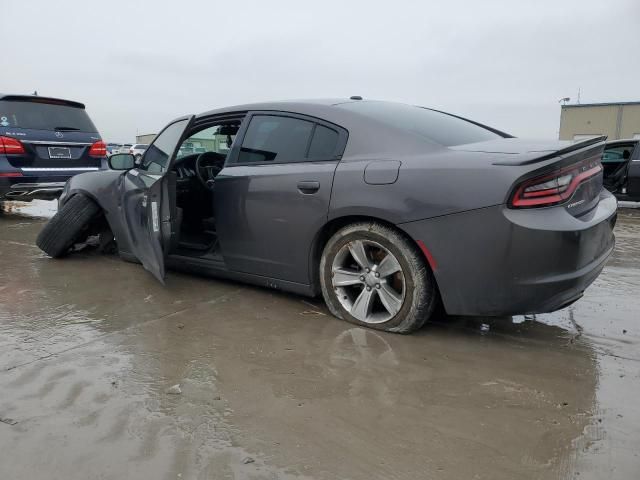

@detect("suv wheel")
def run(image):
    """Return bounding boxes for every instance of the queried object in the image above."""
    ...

[319,222,438,333]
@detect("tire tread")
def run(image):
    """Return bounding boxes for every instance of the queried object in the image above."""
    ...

[36,194,101,258]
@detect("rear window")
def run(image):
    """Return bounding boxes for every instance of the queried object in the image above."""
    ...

[337,101,504,147]
[0,99,97,132]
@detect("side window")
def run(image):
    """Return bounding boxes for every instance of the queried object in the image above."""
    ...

[140,119,189,173]
[308,125,339,159]
[237,115,313,164]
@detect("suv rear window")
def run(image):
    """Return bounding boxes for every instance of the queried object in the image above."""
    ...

[337,101,504,147]
[0,99,97,132]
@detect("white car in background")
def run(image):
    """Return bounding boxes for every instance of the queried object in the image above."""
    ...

[129,144,148,160]
[115,143,132,154]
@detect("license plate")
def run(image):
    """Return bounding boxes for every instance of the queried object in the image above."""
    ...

[48,146,71,159]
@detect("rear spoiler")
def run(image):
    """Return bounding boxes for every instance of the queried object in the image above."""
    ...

[492,136,607,166]
[0,95,85,109]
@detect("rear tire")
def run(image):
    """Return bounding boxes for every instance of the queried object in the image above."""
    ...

[319,221,438,334]
[36,194,101,258]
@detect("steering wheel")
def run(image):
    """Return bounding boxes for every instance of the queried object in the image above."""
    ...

[195,152,224,190]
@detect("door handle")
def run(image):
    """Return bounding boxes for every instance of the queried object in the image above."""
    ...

[297,181,320,194]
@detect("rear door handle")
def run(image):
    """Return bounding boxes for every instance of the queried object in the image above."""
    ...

[297,181,320,194]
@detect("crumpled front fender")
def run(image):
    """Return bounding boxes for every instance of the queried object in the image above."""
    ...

[61,170,132,254]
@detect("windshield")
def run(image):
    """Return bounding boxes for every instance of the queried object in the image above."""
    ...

[0,99,98,132]
[337,101,506,147]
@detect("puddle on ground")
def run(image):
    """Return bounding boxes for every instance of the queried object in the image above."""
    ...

[1,199,57,219]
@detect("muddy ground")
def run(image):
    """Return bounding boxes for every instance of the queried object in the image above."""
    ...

[0,200,638,480]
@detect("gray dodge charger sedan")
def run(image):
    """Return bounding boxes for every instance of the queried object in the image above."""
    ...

[36,98,617,333]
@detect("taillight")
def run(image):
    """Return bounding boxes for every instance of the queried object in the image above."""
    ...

[510,158,603,208]
[88,140,107,157]
[0,136,26,155]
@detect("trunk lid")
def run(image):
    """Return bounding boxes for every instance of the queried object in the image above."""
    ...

[451,137,606,217]
[451,136,606,165]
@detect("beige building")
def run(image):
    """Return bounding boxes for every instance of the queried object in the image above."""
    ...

[135,133,156,144]
[559,102,640,141]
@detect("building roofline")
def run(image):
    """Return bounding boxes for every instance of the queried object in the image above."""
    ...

[562,101,640,108]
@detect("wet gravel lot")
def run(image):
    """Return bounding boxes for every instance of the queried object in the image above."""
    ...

[0,200,638,480]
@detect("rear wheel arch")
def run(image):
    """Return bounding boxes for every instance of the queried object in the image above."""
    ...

[309,215,440,296]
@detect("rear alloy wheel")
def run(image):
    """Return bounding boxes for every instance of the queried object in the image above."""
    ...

[320,222,438,333]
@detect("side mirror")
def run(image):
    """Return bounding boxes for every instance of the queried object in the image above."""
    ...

[108,153,135,170]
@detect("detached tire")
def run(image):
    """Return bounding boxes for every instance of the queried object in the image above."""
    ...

[320,222,438,334]
[36,194,101,258]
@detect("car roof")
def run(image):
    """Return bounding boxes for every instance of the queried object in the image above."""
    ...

[196,98,363,119]
[0,93,85,109]
[192,98,512,143]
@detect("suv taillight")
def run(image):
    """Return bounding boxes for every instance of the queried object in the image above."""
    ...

[0,136,26,155]
[510,158,603,208]
[88,141,107,157]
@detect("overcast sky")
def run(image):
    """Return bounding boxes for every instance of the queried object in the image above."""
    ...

[4,0,639,141]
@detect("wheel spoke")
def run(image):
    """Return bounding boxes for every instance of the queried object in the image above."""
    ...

[378,283,403,316]
[376,252,401,278]
[332,268,363,287]
[348,240,371,270]
[351,287,375,321]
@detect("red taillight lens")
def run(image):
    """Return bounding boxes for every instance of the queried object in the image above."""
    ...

[0,136,26,155]
[88,140,107,157]
[510,158,603,208]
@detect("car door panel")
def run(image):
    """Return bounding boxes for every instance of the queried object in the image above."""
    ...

[214,161,338,284]
[121,171,166,282]
[213,112,347,285]
[120,116,193,282]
